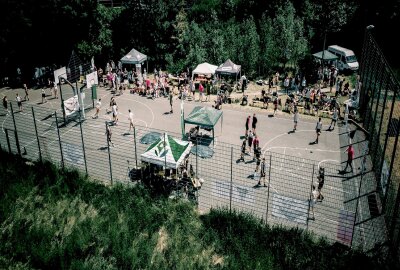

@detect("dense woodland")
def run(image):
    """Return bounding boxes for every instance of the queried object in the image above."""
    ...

[1,0,399,82]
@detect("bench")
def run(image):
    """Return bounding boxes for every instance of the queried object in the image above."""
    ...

[319,110,331,118]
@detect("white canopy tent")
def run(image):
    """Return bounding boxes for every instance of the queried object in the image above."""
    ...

[191,62,218,80]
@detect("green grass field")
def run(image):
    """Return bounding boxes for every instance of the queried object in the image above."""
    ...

[0,150,396,269]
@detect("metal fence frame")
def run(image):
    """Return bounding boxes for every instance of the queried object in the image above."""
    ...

[359,27,400,258]
[0,99,388,255]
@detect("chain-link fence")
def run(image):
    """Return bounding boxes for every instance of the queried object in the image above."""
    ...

[359,28,400,257]
[0,99,388,253]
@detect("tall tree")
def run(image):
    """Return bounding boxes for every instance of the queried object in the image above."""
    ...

[237,16,259,77]
[306,0,357,52]
[260,2,308,71]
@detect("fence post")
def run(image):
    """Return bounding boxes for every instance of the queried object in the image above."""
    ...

[196,137,198,177]
[54,111,64,169]
[306,164,316,229]
[78,112,88,175]
[351,161,365,248]
[105,121,113,185]
[31,107,42,163]
[5,129,11,153]
[229,146,233,213]
[163,133,167,176]
[133,126,138,167]
[9,102,21,156]
[389,183,400,256]
[265,154,272,224]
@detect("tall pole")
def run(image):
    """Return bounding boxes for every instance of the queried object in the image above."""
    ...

[266,154,272,223]
[106,121,113,185]
[31,107,42,163]
[54,112,64,169]
[78,109,88,175]
[133,126,138,167]
[229,147,233,213]
[59,76,66,125]
[10,102,21,156]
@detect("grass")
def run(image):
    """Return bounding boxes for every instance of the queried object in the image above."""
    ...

[0,150,397,269]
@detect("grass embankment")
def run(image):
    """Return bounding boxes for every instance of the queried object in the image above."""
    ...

[0,151,393,269]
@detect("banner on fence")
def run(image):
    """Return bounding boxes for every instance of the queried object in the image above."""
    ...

[272,194,308,224]
[213,181,255,206]
[62,142,84,165]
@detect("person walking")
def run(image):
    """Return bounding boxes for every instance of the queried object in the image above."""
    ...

[41,88,47,103]
[199,82,204,102]
[253,134,259,161]
[169,90,173,113]
[92,98,101,119]
[293,108,299,132]
[328,107,338,130]
[258,157,267,187]
[2,96,9,114]
[128,109,134,131]
[240,139,246,162]
[245,115,251,137]
[273,97,278,115]
[343,144,354,172]
[53,81,58,99]
[309,185,323,220]
[112,103,118,125]
[317,167,325,191]
[314,117,322,144]
[248,130,254,153]
[16,93,22,112]
[23,83,29,101]
[252,113,258,133]
[106,124,114,147]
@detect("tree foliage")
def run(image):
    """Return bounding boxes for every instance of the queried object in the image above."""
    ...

[0,0,367,81]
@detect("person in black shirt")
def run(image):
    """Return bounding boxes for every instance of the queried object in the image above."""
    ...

[252,113,258,133]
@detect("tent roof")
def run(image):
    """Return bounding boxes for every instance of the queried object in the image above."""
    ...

[120,48,147,64]
[140,133,192,169]
[192,62,218,76]
[216,59,241,75]
[184,106,223,128]
[312,50,338,61]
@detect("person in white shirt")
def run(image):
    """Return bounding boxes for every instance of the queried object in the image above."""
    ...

[128,109,134,131]
[92,98,101,119]
[16,93,22,112]
[112,104,118,125]
[314,117,322,144]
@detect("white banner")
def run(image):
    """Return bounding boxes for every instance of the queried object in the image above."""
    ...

[54,67,67,84]
[86,71,98,89]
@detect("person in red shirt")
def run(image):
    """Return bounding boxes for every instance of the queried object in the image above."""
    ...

[344,145,354,172]
[199,82,204,102]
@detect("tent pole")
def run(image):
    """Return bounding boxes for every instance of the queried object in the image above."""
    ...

[212,128,214,147]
